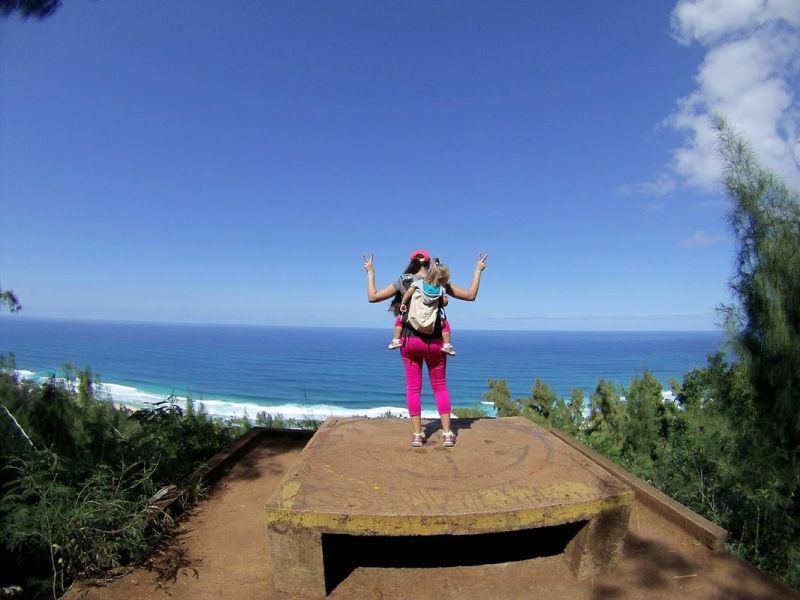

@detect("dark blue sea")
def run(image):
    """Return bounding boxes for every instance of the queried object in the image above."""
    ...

[0,317,727,419]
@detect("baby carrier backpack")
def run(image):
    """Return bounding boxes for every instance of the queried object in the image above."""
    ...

[407,289,441,334]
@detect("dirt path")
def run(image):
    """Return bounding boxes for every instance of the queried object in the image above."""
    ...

[64,437,301,600]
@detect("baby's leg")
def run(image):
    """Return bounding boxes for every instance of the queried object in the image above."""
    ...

[442,319,451,336]
[388,316,404,349]
[441,320,456,355]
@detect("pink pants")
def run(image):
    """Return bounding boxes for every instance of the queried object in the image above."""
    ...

[400,336,451,417]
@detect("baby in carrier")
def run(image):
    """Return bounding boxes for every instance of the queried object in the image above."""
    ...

[387,259,456,355]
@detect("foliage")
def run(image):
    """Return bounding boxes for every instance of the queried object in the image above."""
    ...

[620,370,681,473]
[254,411,322,430]
[549,387,584,437]
[647,353,800,586]
[0,363,242,598]
[716,116,800,449]
[453,405,489,419]
[0,288,21,312]
[1,451,166,598]
[129,396,236,484]
[713,117,800,585]
[481,377,581,429]
[585,379,626,459]
[526,378,557,422]
[482,379,517,417]
[0,0,61,19]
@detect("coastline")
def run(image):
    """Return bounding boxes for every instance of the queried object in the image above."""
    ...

[15,370,448,421]
[15,370,678,423]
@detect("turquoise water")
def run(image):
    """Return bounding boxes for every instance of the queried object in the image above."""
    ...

[0,317,726,419]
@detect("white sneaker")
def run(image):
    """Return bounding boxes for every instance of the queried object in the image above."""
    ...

[387,339,402,350]
[441,343,456,356]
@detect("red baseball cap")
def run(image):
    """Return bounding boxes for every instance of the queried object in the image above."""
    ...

[409,249,430,262]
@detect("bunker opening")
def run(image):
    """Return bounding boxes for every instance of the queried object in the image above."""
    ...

[322,520,588,594]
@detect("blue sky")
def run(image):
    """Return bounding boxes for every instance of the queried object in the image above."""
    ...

[1,1,798,330]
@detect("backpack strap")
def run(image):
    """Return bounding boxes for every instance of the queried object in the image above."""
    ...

[437,289,447,324]
[399,273,415,293]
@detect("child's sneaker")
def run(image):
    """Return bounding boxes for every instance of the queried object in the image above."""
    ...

[441,343,456,356]
[442,431,456,447]
[387,339,402,350]
[411,432,426,447]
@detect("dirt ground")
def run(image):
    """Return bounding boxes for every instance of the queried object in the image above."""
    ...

[62,435,797,600]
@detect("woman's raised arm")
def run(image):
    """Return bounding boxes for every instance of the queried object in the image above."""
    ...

[447,253,488,301]
[364,254,398,303]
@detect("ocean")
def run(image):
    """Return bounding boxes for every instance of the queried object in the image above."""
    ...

[0,317,727,419]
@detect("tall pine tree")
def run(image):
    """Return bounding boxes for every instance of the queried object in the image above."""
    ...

[717,117,800,448]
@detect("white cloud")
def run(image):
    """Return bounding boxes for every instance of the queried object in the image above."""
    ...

[679,230,725,248]
[651,1,800,194]
[671,0,800,45]
[669,100,724,190]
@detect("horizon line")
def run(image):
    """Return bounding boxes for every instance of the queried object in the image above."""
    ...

[0,314,724,334]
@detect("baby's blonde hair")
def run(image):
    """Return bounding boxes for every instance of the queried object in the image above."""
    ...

[426,259,450,287]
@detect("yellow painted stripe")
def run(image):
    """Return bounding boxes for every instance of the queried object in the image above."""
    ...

[265,492,632,536]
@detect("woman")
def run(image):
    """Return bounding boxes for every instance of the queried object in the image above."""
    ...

[363,249,488,447]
